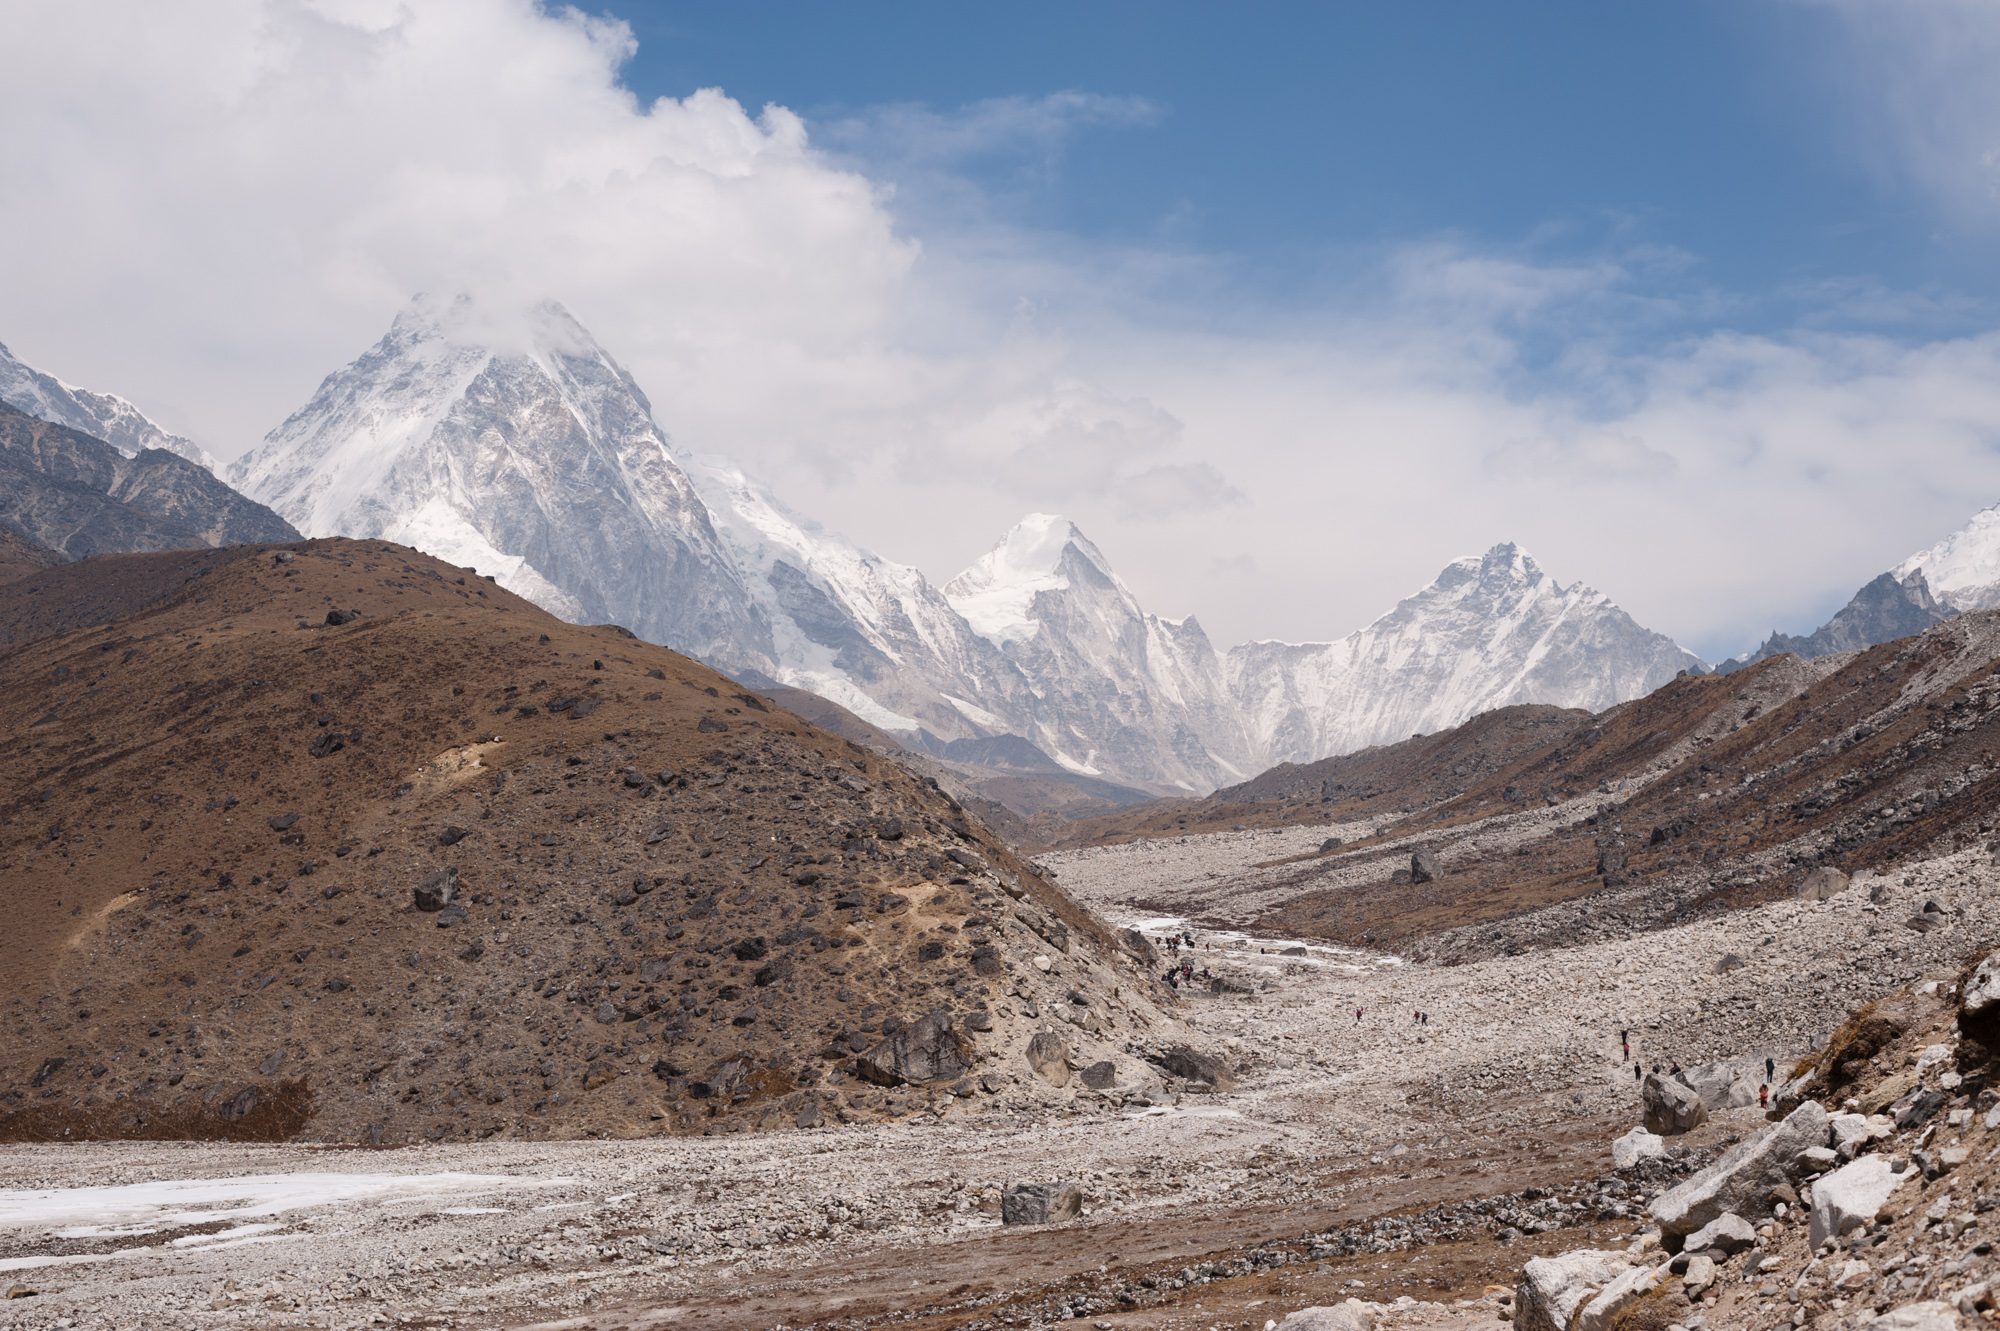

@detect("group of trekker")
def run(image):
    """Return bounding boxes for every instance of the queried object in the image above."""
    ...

[1621,1029,1779,1109]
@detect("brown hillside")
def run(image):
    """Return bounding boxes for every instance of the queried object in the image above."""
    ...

[0,540,1171,1144]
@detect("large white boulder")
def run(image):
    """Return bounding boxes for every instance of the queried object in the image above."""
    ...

[1612,1126,1666,1169]
[1651,1100,1827,1244]
[1516,1249,1634,1331]
[1810,1153,1908,1247]
[1869,1302,1962,1330]
[1276,1300,1376,1330]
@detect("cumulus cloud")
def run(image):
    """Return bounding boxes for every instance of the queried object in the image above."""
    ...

[5,0,2000,663]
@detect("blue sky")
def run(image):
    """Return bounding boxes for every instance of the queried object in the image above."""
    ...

[619,1,1992,328]
[8,1,2000,660]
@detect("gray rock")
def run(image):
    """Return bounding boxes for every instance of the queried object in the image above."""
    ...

[413,867,457,912]
[854,1010,971,1087]
[1025,1031,1072,1087]
[1079,1060,1117,1091]
[1000,1180,1082,1225]
[1681,1253,1716,1296]
[1810,1153,1908,1247]
[1642,1072,1708,1136]
[1961,948,2000,1048]
[1409,850,1441,884]
[1867,1303,1962,1330]
[1515,1249,1634,1331]
[1612,1127,1666,1169]
[1797,866,1851,901]
[1650,1100,1828,1245]
[1682,1212,1755,1256]
[1275,1300,1376,1330]
[1151,1045,1232,1088]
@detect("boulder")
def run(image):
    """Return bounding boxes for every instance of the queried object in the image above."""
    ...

[1867,1304,1962,1330]
[1150,1045,1232,1088]
[1573,1261,1674,1331]
[1079,1060,1117,1091]
[1641,1072,1707,1136]
[1906,904,1948,933]
[1809,1153,1908,1247]
[1515,1249,1635,1331]
[1276,1300,1376,1330]
[1612,1127,1666,1169]
[1677,1053,1786,1110]
[854,1009,971,1087]
[1318,837,1344,854]
[1682,1212,1756,1256]
[1650,1100,1828,1245]
[1960,949,2000,1049]
[413,867,457,912]
[1681,1253,1717,1297]
[1798,866,1851,901]
[1409,850,1441,884]
[1025,1031,1072,1087]
[1829,1111,1893,1160]
[1000,1180,1081,1225]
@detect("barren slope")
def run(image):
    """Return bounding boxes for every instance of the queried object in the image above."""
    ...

[0,539,1171,1145]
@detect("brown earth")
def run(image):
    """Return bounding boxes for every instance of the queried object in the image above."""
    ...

[0,538,1171,1146]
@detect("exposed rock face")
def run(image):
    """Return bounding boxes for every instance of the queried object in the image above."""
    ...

[1734,570,1951,668]
[1649,1100,1827,1245]
[1151,1045,1232,1088]
[0,403,297,557]
[1641,1072,1708,1136]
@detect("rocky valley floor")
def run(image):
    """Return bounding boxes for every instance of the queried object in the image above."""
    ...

[4,821,1995,1330]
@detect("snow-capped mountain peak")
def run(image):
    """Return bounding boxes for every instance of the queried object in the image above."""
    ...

[945,513,1122,645]
[231,293,765,663]
[1895,502,2000,613]
[0,339,219,472]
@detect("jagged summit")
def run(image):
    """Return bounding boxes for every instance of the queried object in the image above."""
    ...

[944,513,1119,646]
[0,338,218,472]
[1895,500,2000,612]
[230,293,766,664]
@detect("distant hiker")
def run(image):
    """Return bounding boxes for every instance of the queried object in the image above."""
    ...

[1355,1008,1363,1023]
[1758,1083,1769,1110]
[1633,1064,1641,1083]
[1765,1056,1776,1082]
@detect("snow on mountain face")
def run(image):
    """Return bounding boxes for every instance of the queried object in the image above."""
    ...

[944,516,1253,790]
[1225,544,1701,767]
[687,455,1033,736]
[0,339,219,472]
[1896,503,2000,612]
[230,296,766,664]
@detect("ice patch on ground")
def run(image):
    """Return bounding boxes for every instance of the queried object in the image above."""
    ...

[0,1171,555,1236]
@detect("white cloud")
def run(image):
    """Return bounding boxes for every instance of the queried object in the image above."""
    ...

[4,0,2000,665]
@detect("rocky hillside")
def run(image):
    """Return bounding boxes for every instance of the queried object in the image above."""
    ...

[0,402,297,556]
[1063,608,2000,958]
[0,539,1174,1145]
[0,529,62,585]
[1504,949,2000,1331]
